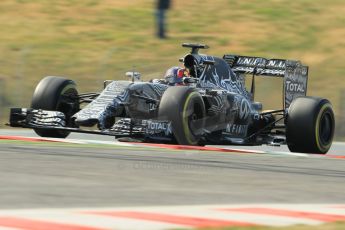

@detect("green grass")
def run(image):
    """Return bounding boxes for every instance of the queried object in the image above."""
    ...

[196,221,345,230]
[0,0,344,137]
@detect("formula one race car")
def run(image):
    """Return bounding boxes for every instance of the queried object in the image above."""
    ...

[9,43,335,154]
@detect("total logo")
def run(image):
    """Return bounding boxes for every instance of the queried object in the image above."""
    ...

[148,122,168,130]
[146,121,172,135]
[285,81,305,93]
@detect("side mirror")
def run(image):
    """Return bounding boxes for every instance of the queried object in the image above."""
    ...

[126,71,141,82]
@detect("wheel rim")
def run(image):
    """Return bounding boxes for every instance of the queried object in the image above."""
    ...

[319,111,333,146]
[187,102,204,137]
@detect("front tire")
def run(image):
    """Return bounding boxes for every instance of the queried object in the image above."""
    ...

[31,76,79,138]
[286,96,335,154]
[158,86,206,145]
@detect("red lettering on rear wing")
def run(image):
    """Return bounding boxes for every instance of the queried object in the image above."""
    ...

[223,55,309,109]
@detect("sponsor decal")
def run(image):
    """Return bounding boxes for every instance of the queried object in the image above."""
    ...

[225,124,248,136]
[146,121,172,135]
[239,99,251,120]
[237,57,264,66]
[226,56,291,76]
[232,66,285,76]
[285,81,305,93]
[236,57,286,70]
[266,59,286,69]
[148,122,167,130]
[284,63,308,108]
[148,103,157,111]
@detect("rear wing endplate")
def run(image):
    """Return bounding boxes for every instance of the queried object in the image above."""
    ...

[223,55,308,109]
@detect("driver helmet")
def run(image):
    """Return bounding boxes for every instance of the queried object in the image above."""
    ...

[164,66,189,85]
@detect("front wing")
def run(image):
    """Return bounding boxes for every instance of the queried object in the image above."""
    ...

[9,108,174,142]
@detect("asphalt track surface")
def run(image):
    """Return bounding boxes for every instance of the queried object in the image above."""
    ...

[0,129,344,209]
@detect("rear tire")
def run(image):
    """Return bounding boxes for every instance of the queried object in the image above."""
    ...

[286,96,334,154]
[31,76,79,138]
[158,86,206,145]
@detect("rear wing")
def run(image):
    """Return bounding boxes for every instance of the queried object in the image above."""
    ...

[223,55,308,109]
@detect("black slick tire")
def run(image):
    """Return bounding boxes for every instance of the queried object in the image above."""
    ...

[286,96,334,154]
[31,76,79,138]
[158,86,205,145]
